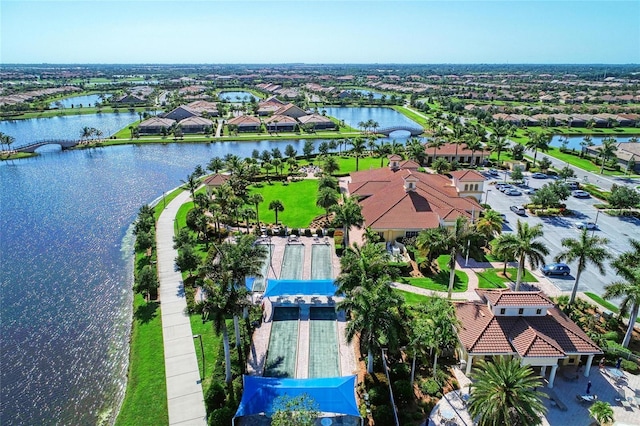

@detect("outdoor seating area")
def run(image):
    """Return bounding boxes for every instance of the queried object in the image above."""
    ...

[428,390,472,426]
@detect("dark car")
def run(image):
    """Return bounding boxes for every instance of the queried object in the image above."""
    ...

[540,263,571,276]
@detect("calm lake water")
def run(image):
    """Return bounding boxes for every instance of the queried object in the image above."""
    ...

[49,94,111,109]
[551,135,637,151]
[348,89,383,99]
[0,119,414,425]
[0,112,142,148]
[323,106,420,131]
[218,91,259,102]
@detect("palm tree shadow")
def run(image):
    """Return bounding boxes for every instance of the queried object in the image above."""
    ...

[264,356,290,378]
[134,301,159,324]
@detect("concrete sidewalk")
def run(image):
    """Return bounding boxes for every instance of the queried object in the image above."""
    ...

[156,190,207,425]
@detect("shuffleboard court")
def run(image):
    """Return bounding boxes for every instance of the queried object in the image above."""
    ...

[311,244,333,280]
[308,307,340,378]
[280,244,304,280]
[250,244,272,292]
[264,307,299,378]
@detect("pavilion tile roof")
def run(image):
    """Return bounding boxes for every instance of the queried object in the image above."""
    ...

[480,290,554,307]
[455,298,602,359]
[203,173,229,187]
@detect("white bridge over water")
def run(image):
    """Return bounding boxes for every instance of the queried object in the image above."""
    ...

[15,139,80,153]
[375,125,424,136]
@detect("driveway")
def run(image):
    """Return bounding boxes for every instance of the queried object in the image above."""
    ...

[483,172,639,301]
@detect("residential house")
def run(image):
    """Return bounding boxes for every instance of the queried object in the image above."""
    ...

[297,114,336,130]
[264,114,297,132]
[273,103,307,119]
[163,106,200,121]
[256,96,286,116]
[585,141,640,172]
[226,115,262,132]
[179,116,214,134]
[424,142,491,166]
[138,117,176,135]
[455,289,602,388]
[186,100,219,117]
[347,157,483,242]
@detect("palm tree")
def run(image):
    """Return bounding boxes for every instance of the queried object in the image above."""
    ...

[426,137,445,166]
[268,199,284,225]
[411,297,459,380]
[589,401,614,426]
[200,280,234,383]
[525,132,551,168]
[475,209,504,240]
[322,156,340,176]
[464,136,483,166]
[373,141,392,167]
[247,193,264,228]
[335,242,396,295]
[580,135,594,158]
[417,217,478,298]
[330,195,363,248]
[604,239,640,348]
[405,138,427,165]
[598,137,618,174]
[337,278,404,374]
[350,137,367,171]
[493,220,549,290]
[207,156,225,173]
[487,135,510,163]
[468,357,546,426]
[316,187,339,219]
[554,229,611,305]
[181,173,199,201]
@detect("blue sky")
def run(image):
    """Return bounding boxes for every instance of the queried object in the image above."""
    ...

[2,0,638,64]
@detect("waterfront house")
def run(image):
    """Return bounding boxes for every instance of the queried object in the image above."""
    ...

[163,106,200,121]
[298,113,336,130]
[226,115,262,132]
[264,114,297,132]
[178,116,214,134]
[138,117,176,135]
[186,100,219,117]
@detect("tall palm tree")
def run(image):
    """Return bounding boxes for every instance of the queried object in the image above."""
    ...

[604,239,640,348]
[181,173,199,201]
[322,156,340,176]
[598,137,618,175]
[200,280,234,384]
[405,138,427,165]
[417,217,478,298]
[350,137,367,171]
[426,137,445,166]
[335,242,396,295]
[580,135,594,158]
[337,278,404,374]
[247,193,264,228]
[207,156,225,173]
[468,357,546,426]
[525,132,551,168]
[554,229,611,305]
[316,187,339,219]
[373,141,392,167]
[475,209,504,240]
[487,135,509,163]
[493,220,549,290]
[268,199,284,225]
[464,136,483,166]
[330,195,364,248]
[412,297,459,380]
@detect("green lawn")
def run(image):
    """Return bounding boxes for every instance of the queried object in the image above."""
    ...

[476,268,538,289]
[115,294,168,426]
[394,289,432,306]
[190,315,223,390]
[398,255,469,293]
[249,179,324,228]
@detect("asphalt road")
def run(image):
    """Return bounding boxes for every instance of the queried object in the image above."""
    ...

[483,171,640,301]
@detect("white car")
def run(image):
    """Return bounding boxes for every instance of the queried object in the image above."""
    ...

[575,221,597,230]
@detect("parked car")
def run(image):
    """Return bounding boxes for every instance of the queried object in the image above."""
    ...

[572,190,591,198]
[541,263,571,276]
[504,189,522,196]
[510,205,526,215]
[567,181,580,190]
[486,168,500,177]
[531,172,547,179]
[523,187,538,195]
[575,221,597,230]
[497,184,513,192]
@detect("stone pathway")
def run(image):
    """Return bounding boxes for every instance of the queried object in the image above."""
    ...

[156,190,207,425]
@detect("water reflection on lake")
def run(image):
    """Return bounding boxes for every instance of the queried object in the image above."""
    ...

[49,94,111,109]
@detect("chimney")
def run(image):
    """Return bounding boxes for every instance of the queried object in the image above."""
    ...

[403,174,418,192]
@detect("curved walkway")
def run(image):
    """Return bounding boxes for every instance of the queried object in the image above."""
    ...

[156,190,207,425]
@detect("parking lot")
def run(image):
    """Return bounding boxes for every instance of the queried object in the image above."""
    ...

[483,171,640,300]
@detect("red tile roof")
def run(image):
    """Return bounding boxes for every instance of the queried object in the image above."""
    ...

[349,168,481,231]
[480,290,554,307]
[455,300,601,358]
[203,173,229,186]
[427,142,491,157]
[227,115,261,126]
[450,170,486,182]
